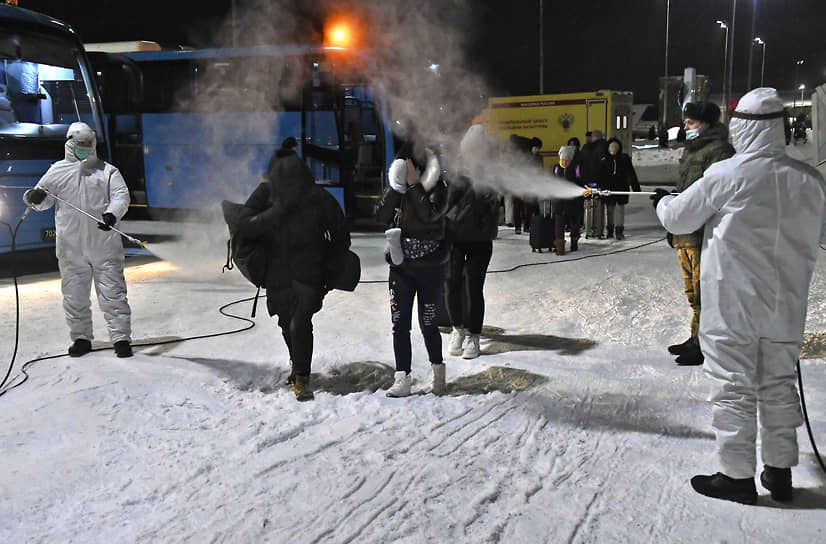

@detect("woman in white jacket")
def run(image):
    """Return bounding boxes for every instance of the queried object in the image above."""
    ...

[23,122,133,358]
[654,88,826,505]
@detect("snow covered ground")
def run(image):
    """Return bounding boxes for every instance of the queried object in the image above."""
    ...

[2,192,825,542]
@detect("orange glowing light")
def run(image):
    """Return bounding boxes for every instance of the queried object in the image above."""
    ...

[324,19,355,49]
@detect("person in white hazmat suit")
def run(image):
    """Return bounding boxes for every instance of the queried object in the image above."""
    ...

[652,88,826,505]
[23,122,133,358]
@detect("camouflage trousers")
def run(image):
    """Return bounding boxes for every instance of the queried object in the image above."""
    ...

[677,247,701,340]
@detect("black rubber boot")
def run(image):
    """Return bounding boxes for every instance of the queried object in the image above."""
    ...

[68,338,92,357]
[605,225,614,239]
[690,472,757,505]
[114,340,133,358]
[675,342,704,365]
[615,226,624,240]
[668,337,694,355]
[760,465,793,502]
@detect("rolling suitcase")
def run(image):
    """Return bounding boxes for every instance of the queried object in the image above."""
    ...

[529,201,554,252]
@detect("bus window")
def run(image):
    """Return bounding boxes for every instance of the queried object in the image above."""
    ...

[0,23,103,155]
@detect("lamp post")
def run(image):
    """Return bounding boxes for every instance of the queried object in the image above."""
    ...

[794,59,804,108]
[799,84,806,105]
[754,37,766,87]
[717,20,729,116]
[662,0,671,131]
[727,0,737,112]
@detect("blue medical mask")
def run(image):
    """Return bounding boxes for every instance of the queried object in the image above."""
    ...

[685,128,700,140]
[74,145,93,160]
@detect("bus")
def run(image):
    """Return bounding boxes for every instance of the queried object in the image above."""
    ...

[0,4,109,258]
[89,42,395,220]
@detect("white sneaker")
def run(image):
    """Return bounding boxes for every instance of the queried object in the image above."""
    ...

[386,371,412,397]
[462,334,481,359]
[430,363,446,396]
[448,327,465,356]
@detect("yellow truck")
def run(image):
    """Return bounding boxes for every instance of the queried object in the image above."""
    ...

[483,90,634,168]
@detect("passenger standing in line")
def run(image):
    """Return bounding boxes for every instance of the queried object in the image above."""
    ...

[444,125,500,360]
[376,142,448,397]
[580,129,609,238]
[23,122,133,358]
[567,136,585,230]
[239,152,351,401]
[601,138,641,240]
[665,101,735,366]
[551,145,583,254]
[653,88,826,505]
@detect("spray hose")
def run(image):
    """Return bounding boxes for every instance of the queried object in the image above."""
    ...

[39,188,147,248]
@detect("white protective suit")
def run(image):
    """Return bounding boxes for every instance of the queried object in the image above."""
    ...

[24,122,132,343]
[656,88,826,478]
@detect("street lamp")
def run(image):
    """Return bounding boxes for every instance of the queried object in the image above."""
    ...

[727,0,737,114]
[754,37,766,87]
[717,20,729,116]
[662,0,671,131]
[794,59,804,108]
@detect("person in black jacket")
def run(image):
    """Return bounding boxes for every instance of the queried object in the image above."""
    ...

[580,129,609,238]
[444,125,500,360]
[551,145,583,254]
[240,153,350,401]
[601,139,641,239]
[375,142,447,397]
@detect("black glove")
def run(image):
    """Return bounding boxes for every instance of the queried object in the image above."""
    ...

[650,188,671,209]
[97,212,116,231]
[25,188,47,205]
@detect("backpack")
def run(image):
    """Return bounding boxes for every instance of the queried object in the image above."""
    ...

[221,200,271,316]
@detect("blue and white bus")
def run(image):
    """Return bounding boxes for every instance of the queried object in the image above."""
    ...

[89,42,396,220]
[0,4,108,257]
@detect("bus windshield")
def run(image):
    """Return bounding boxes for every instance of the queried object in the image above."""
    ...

[0,21,100,146]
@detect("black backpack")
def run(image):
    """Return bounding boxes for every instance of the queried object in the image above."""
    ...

[221,200,270,316]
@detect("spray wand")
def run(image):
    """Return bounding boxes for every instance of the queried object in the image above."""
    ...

[582,187,679,198]
[38,188,148,248]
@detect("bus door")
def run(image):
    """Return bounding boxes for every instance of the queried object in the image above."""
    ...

[301,68,345,211]
[586,98,608,135]
[342,85,385,218]
[90,53,147,211]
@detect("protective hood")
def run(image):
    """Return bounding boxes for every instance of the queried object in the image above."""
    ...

[269,153,314,211]
[64,121,99,163]
[729,87,786,156]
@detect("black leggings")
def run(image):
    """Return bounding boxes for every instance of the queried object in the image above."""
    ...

[444,240,493,334]
[389,263,445,373]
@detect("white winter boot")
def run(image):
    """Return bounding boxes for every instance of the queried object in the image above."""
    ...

[386,371,412,397]
[448,327,465,356]
[462,334,481,359]
[430,363,446,396]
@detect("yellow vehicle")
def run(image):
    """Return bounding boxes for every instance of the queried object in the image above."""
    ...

[483,90,633,168]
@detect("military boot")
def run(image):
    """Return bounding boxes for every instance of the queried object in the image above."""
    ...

[293,375,314,402]
[554,239,565,255]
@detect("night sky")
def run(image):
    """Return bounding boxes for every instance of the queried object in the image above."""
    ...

[18,0,826,104]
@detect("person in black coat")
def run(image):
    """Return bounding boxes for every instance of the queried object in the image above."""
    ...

[580,129,609,238]
[444,125,500,361]
[601,138,641,239]
[240,153,350,401]
[551,145,583,254]
[375,141,448,397]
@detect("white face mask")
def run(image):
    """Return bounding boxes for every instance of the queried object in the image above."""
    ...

[685,128,700,140]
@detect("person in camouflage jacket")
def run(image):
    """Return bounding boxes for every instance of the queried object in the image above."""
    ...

[668,102,735,365]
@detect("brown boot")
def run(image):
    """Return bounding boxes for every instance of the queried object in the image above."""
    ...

[570,235,579,252]
[554,239,565,255]
[293,375,315,401]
